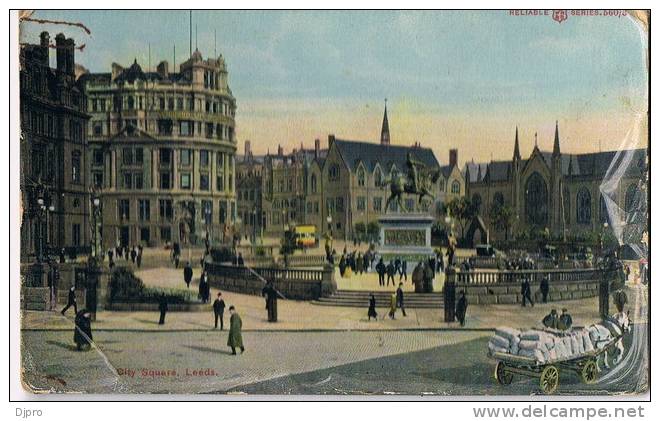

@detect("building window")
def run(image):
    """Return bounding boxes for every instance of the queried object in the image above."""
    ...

[329,164,340,181]
[373,197,382,212]
[139,199,151,221]
[159,148,172,165]
[374,168,383,187]
[168,98,174,110]
[123,172,133,189]
[179,121,193,136]
[200,173,210,191]
[118,199,130,221]
[159,199,173,221]
[599,194,612,224]
[217,174,225,191]
[157,119,173,135]
[140,227,150,243]
[576,188,591,224]
[135,148,143,165]
[219,201,227,224]
[93,149,104,166]
[72,224,81,247]
[357,196,366,211]
[122,148,133,165]
[311,174,317,193]
[160,226,171,242]
[357,168,366,187]
[451,180,461,194]
[160,172,171,189]
[71,151,81,183]
[127,97,134,110]
[202,200,213,225]
[180,173,191,189]
[200,150,209,167]
[93,172,104,188]
[524,172,548,226]
[336,197,344,212]
[180,149,192,166]
[93,124,103,136]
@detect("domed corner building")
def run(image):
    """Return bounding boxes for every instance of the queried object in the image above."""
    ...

[80,49,238,249]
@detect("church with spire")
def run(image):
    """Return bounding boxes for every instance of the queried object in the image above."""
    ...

[464,122,647,242]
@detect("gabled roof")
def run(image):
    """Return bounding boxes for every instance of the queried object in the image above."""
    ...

[486,161,512,182]
[332,138,439,173]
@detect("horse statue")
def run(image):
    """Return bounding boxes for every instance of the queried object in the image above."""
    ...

[383,152,441,213]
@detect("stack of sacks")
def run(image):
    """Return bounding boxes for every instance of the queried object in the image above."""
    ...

[489,326,604,363]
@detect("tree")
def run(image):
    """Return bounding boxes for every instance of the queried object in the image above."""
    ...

[444,197,477,241]
[488,203,514,241]
[354,222,366,242]
[366,221,380,243]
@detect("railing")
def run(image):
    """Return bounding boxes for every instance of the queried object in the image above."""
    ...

[283,254,328,267]
[453,268,602,285]
[206,262,324,283]
[454,256,499,268]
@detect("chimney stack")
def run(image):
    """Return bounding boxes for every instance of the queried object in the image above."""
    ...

[314,138,320,158]
[449,149,458,167]
[277,144,283,156]
[328,134,335,147]
[39,32,50,65]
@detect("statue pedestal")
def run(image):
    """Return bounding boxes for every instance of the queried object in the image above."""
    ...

[377,214,435,270]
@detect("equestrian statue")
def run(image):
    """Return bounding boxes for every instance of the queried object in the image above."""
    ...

[382,152,440,213]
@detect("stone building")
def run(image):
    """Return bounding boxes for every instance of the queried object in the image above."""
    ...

[466,123,648,242]
[80,49,237,248]
[20,32,91,261]
[236,140,264,240]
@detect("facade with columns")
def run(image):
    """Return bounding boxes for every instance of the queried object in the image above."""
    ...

[80,49,237,248]
[465,122,647,242]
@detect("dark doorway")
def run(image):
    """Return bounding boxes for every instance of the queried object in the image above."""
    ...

[120,226,129,247]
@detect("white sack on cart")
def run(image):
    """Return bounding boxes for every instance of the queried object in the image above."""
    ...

[518,348,546,364]
[510,335,521,355]
[582,331,595,353]
[495,327,521,342]
[489,335,510,350]
[571,335,583,355]
[488,342,508,355]
[518,339,541,351]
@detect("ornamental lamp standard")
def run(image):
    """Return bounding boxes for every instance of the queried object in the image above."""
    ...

[327,214,333,236]
[252,208,257,245]
[91,193,101,258]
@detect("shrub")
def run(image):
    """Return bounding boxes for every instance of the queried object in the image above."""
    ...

[210,246,234,263]
[108,268,195,304]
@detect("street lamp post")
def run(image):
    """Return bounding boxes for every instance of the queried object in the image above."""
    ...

[252,209,257,246]
[91,193,101,258]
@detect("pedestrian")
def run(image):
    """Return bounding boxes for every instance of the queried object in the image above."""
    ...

[356,252,364,275]
[130,246,137,264]
[540,275,550,303]
[559,308,573,330]
[423,260,435,293]
[396,282,407,317]
[367,293,377,321]
[388,292,397,320]
[237,252,244,266]
[59,248,66,264]
[199,271,210,303]
[521,278,534,307]
[158,294,168,325]
[542,309,559,329]
[183,262,193,288]
[262,280,282,322]
[227,306,245,355]
[399,260,408,281]
[73,309,93,351]
[455,291,468,326]
[61,286,77,316]
[412,261,424,293]
[213,292,226,330]
[376,258,386,286]
[339,254,347,277]
[386,261,396,286]
[124,246,130,261]
[363,252,370,274]
[436,251,444,273]
[136,246,143,268]
[107,248,114,263]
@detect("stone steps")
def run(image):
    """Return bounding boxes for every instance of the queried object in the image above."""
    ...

[313,290,444,308]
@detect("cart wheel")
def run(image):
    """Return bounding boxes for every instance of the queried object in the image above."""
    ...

[494,362,513,385]
[580,360,598,384]
[539,365,559,394]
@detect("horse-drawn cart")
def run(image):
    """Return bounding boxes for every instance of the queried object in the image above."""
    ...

[489,332,624,394]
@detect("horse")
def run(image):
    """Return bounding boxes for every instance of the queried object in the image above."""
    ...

[383,170,441,213]
[589,310,630,371]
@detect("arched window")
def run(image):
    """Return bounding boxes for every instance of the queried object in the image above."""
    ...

[451,181,460,194]
[625,183,639,213]
[329,164,340,181]
[311,174,317,193]
[472,193,482,214]
[374,168,382,187]
[357,167,366,187]
[127,96,134,110]
[525,172,548,226]
[390,165,399,178]
[576,187,591,224]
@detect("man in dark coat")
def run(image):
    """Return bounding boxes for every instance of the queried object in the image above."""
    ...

[540,275,550,303]
[227,306,244,355]
[61,286,77,315]
[521,278,534,307]
[183,262,193,288]
[213,292,226,329]
[542,309,560,329]
[367,293,377,321]
[376,258,386,286]
[158,294,168,325]
[74,309,93,351]
[339,255,347,277]
[396,283,407,317]
[136,246,143,268]
[559,308,573,331]
[237,253,244,266]
[386,261,396,286]
[423,261,435,293]
[412,261,425,293]
[59,248,66,263]
[199,271,210,303]
[399,260,408,281]
[130,247,137,264]
[455,291,468,326]
[262,281,282,322]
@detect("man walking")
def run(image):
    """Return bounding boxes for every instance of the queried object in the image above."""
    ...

[367,293,378,321]
[455,291,468,326]
[61,286,77,316]
[213,292,226,329]
[262,280,283,322]
[521,278,534,307]
[158,294,168,325]
[386,261,396,286]
[376,258,386,286]
[540,275,550,303]
[399,260,408,281]
[183,262,193,289]
[227,306,245,355]
[396,282,407,317]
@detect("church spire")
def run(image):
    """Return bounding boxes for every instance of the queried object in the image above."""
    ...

[380,98,390,145]
[553,120,560,155]
[513,126,521,161]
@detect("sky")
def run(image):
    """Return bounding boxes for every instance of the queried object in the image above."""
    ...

[20,10,648,166]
